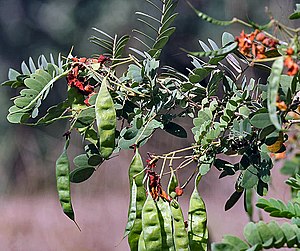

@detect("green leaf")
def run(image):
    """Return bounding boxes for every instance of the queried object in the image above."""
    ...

[193,68,210,81]
[244,189,253,221]
[8,68,21,80]
[123,127,139,140]
[222,235,249,250]
[222,32,235,46]
[7,62,67,124]
[189,42,238,58]
[199,163,211,176]
[189,74,202,83]
[267,221,286,248]
[74,107,95,128]
[281,223,297,247]
[153,36,169,50]
[280,75,293,96]
[244,222,262,246]
[84,128,98,146]
[7,112,29,124]
[119,119,163,150]
[241,166,259,189]
[132,0,178,59]
[256,221,273,248]
[213,221,300,250]
[164,122,187,138]
[90,28,115,56]
[267,58,284,130]
[207,70,223,97]
[36,101,69,126]
[73,154,90,168]
[127,64,143,83]
[258,125,276,140]
[70,166,95,183]
[289,4,300,19]
[225,191,243,211]
[211,243,236,251]
[256,197,300,219]
[250,113,273,129]
[88,155,103,166]
[115,35,130,59]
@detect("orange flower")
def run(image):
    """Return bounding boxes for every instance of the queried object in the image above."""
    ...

[276,101,287,111]
[286,47,294,56]
[256,32,265,41]
[274,151,286,160]
[175,186,183,196]
[284,56,299,76]
[270,151,286,160]
[235,30,278,59]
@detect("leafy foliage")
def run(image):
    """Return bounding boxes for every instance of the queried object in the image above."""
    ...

[212,221,300,250]
[132,0,178,58]
[90,28,130,60]
[256,198,300,219]
[213,163,300,250]
[4,54,65,124]
[2,1,300,251]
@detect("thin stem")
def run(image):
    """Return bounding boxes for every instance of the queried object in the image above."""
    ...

[175,158,194,171]
[110,58,133,68]
[288,120,300,125]
[181,169,198,189]
[159,156,168,178]
[133,166,148,179]
[251,56,282,63]
[151,155,195,160]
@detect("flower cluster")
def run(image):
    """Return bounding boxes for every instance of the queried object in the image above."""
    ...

[284,48,299,76]
[147,169,172,201]
[67,55,110,105]
[145,157,171,201]
[236,30,278,59]
[145,156,183,201]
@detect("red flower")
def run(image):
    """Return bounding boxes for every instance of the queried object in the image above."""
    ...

[73,79,84,91]
[236,30,278,59]
[79,57,87,63]
[84,84,94,94]
[284,56,299,76]
[98,55,110,65]
[146,158,157,169]
[84,92,96,106]
[146,169,172,202]
[175,186,183,197]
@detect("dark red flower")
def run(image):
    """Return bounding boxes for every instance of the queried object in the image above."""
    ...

[73,79,84,91]
[175,186,183,196]
[84,84,94,94]
[98,55,110,65]
[84,92,96,106]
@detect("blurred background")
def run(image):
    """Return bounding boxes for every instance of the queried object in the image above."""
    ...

[0,0,298,250]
